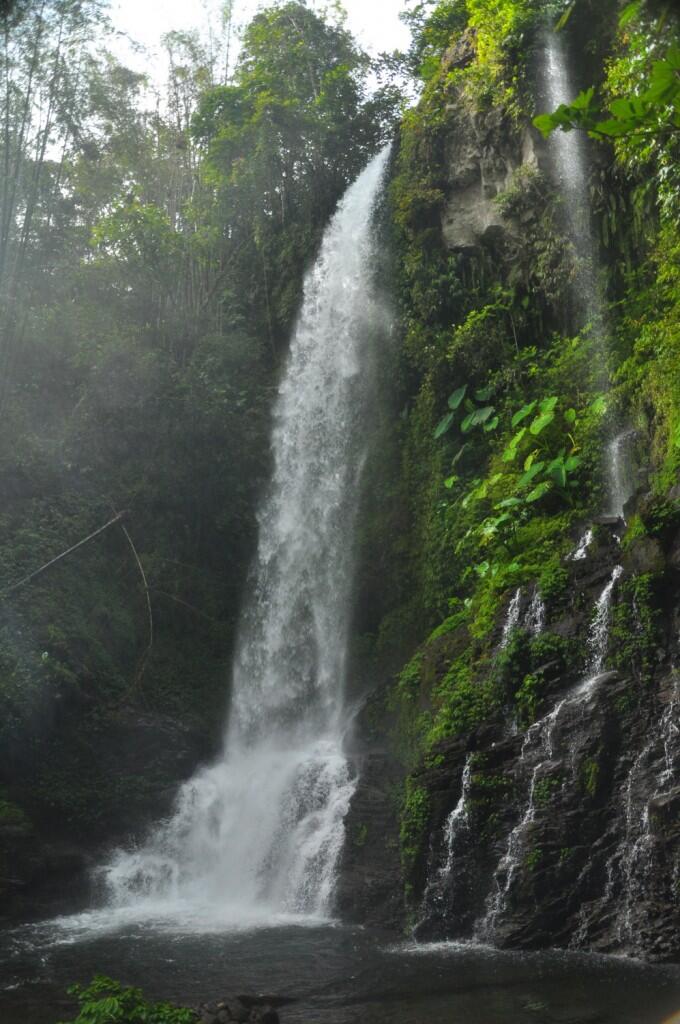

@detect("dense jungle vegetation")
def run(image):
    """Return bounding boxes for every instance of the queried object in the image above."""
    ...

[1,0,679,986]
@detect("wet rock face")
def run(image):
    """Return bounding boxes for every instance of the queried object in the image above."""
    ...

[440,106,540,252]
[198,994,293,1024]
[335,686,404,930]
[340,502,680,962]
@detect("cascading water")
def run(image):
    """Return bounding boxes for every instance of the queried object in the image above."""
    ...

[606,428,636,520]
[540,32,603,339]
[500,588,522,649]
[419,756,473,928]
[101,146,392,926]
[525,588,546,637]
[475,566,622,941]
[587,565,623,675]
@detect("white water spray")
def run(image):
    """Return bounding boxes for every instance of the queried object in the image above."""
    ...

[101,146,392,926]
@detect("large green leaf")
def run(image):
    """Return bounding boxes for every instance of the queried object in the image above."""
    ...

[434,411,455,439]
[461,406,496,434]
[511,401,537,428]
[503,426,527,462]
[518,461,545,488]
[525,481,552,503]
[447,385,467,410]
[529,410,555,435]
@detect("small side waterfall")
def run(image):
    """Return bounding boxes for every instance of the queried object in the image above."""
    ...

[500,588,522,649]
[540,32,603,339]
[100,146,392,926]
[474,566,622,941]
[526,588,546,637]
[606,429,637,520]
[587,565,623,675]
[419,756,473,927]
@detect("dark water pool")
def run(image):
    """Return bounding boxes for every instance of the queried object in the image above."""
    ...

[1,914,679,1024]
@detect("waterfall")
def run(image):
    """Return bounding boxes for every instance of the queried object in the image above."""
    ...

[586,565,623,675]
[419,756,473,929]
[475,566,622,940]
[500,588,522,649]
[525,588,546,637]
[606,429,636,520]
[540,32,603,336]
[101,146,392,925]
[569,527,593,561]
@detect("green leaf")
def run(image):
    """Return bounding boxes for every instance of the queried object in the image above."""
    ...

[461,406,496,433]
[434,411,455,439]
[451,444,469,469]
[511,401,537,428]
[503,426,527,462]
[447,385,467,410]
[619,1,641,27]
[474,385,494,402]
[539,396,558,414]
[564,455,581,472]
[518,461,545,488]
[444,475,457,489]
[590,395,607,416]
[546,458,567,489]
[564,408,577,425]
[529,410,556,435]
[496,497,523,509]
[525,481,552,503]
[555,2,575,31]
[483,415,500,433]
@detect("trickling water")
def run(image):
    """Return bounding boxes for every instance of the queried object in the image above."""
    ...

[660,672,680,789]
[525,588,546,636]
[500,589,522,649]
[569,528,593,562]
[587,566,623,675]
[420,756,473,926]
[101,146,392,925]
[606,429,636,520]
[476,567,622,940]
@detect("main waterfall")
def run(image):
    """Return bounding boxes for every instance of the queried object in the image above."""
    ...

[102,145,392,927]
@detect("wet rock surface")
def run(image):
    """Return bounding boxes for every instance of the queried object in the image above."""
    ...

[341,494,680,962]
[197,994,294,1024]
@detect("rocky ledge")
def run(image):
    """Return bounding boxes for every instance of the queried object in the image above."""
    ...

[197,994,294,1024]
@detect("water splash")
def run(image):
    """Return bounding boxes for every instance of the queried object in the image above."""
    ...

[99,146,393,926]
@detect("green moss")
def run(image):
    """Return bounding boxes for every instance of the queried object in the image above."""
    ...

[515,672,543,726]
[525,847,543,872]
[353,823,368,848]
[581,757,600,798]
[534,775,561,806]
[610,573,662,679]
[400,780,430,876]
